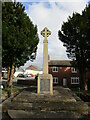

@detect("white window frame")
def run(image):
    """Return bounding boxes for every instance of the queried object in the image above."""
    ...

[53,77,58,84]
[52,67,58,72]
[71,67,77,73]
[71,77,79,84]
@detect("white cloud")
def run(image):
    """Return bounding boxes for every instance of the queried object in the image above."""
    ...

[11,0,88,2]
[24,1,88,68]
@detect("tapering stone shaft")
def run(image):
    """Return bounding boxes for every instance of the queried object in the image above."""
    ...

[41,27,51,74]
[43,38,48,74]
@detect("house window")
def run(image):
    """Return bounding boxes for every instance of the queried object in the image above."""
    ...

[53,77,58,84]
[52,67,58,72]
[71,67,77,73]
[71,77,79,84]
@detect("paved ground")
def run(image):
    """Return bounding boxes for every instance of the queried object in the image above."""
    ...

[2,86,90,119]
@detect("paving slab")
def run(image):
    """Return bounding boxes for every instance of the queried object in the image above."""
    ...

[8,110,82,119]
[13,87,76,103]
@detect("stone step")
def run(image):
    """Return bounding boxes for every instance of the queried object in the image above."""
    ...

[2,101,88,115]
[2,86,89,118]
[8,110,82,119]
[13,96,76,103]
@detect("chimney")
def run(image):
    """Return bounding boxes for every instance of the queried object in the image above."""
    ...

[48,55,50,61]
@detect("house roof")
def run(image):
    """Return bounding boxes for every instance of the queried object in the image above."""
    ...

[48,60,72,66]
[25,65,42,71]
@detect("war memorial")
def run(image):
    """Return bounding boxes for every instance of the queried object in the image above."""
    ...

[2,28,89,119]
[37,27,53,95]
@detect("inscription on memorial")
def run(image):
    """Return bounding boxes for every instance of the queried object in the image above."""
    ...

[40,79,50,92]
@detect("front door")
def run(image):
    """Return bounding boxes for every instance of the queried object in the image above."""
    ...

[63,78,67,86]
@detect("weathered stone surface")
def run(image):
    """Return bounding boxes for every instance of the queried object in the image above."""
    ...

[40,79,50,91]
[2,86,89,118]
[13,87,76,103]
[8,110,81,119]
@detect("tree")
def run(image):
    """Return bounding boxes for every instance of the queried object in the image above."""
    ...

[58,4,90,91]
[2,2,39,87]
[0,1,2,79]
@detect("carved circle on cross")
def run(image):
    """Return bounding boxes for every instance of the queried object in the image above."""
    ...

[41,27,51,38]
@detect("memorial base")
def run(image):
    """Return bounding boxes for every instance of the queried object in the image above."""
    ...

[37,74,53,95]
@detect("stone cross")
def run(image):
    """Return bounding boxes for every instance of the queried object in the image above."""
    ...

[37,27,53,95]
[41,27,51,74]
[41,27,51,42]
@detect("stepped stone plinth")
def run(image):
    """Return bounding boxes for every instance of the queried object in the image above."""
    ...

[2,87,89,119]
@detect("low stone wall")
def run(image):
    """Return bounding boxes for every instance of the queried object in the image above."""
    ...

[17,79,37,86]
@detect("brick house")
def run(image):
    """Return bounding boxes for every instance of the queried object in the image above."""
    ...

[48,60,90,89]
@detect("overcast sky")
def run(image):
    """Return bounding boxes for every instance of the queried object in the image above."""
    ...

[20,0,89,68]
